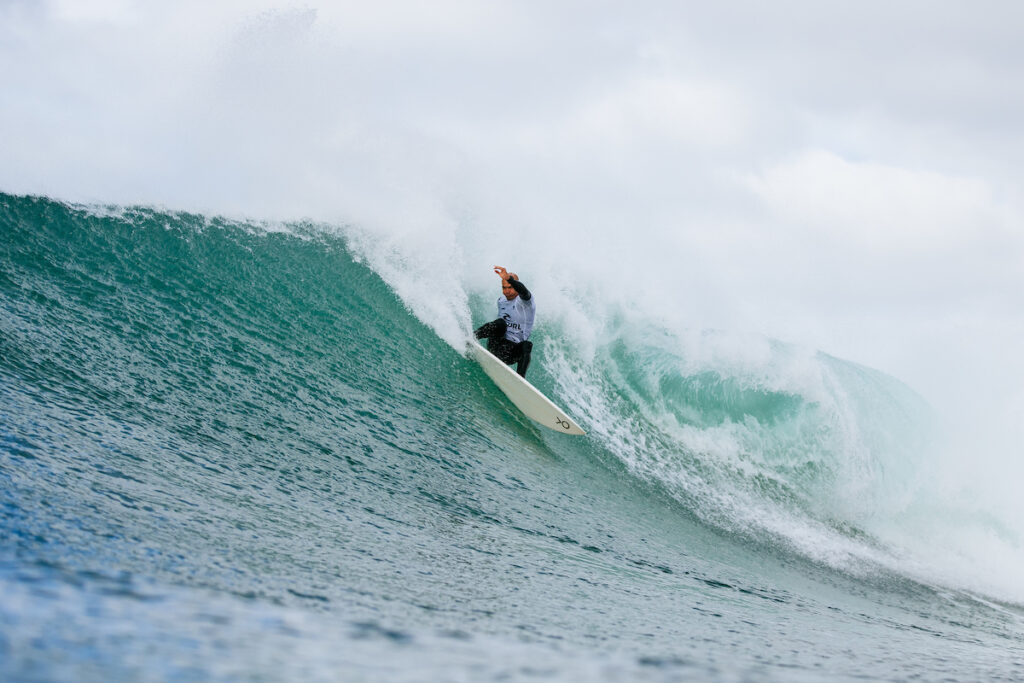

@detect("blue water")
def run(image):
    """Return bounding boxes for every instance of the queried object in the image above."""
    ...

[1,193,1022,681]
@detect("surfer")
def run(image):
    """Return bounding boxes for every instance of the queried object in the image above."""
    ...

[474,266,535,378]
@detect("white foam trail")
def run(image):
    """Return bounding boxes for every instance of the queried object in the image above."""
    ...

[546,318,1024,604]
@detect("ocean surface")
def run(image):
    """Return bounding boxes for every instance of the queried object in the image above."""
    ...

[1,192,1022,681]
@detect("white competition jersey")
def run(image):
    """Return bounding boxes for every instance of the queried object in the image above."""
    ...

[496,293,535,343]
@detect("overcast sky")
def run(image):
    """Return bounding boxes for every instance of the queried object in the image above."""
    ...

[2,0,1022,432]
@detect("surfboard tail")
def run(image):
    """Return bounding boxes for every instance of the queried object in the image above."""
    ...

[469,342,586,435]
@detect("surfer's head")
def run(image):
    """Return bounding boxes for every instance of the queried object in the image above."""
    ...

[502,273,519,300]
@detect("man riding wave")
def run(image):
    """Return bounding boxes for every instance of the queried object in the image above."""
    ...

[474,265,534,378]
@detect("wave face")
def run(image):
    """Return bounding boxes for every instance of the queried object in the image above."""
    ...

[2,193,1023,681]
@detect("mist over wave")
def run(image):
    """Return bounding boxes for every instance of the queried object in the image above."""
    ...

[337,192,1024,603]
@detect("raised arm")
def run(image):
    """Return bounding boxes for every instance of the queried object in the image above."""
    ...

[506,277,531,301]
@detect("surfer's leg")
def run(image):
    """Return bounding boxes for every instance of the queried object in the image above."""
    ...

[476,320,518,364]
[490,339,517,364]
[516,341,532,378]
[474,319,506,341]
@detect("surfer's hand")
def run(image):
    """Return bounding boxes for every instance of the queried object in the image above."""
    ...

[494,266,509,280]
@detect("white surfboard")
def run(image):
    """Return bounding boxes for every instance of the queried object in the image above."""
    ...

[469,341,586,435]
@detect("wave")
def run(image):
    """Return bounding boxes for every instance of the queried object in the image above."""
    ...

[1,191,1021,605]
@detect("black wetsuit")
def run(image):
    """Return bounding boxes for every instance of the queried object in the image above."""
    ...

[474,278,534,378]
